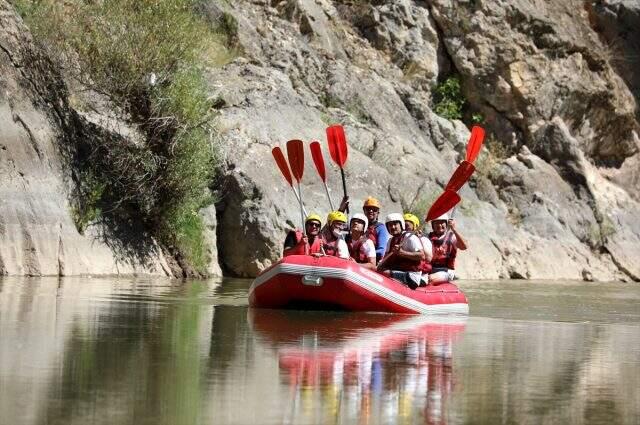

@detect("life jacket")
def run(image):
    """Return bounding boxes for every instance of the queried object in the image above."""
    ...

[429,231,456,270]
[417,236,432,274]
[381,232,422,272]
[346,234,370,263]
[283,230,324,256]
[366,222,384,245]
[321,236,341,257]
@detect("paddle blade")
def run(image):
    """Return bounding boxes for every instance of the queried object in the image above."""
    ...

[286,139,305,181]
[272,146,293,187]
[465,126,485,164]
[445,160,476,192]
[310,141,327,182]
[426,190,461,222]
[326,125,348,167]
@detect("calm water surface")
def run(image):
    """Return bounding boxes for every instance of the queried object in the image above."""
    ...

[0,277,638,425]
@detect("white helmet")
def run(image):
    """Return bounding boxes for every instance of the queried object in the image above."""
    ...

[385,213,405,230]
[350,213,368,230]
[432,213,449,222]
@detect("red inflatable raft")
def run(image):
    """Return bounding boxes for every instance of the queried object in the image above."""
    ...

[249,255,469,314]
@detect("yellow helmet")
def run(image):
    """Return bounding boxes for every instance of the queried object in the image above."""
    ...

[362,196,381,209]
[403,213,420,229]
[305,214,322,225]
[327,210,347,224]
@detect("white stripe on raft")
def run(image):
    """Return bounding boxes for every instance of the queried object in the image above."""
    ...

[250,263,469,315]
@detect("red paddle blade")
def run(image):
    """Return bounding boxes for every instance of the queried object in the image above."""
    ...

[465,126,485,164]
[426,190,461,222]
[445,160,476,192]
[326,125,348,167]
[286,139,305,182]
[272,146,293,187]
[310,141,327,182]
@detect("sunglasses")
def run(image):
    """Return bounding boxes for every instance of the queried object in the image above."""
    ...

[306,222,321,228]
[363,207,379,212]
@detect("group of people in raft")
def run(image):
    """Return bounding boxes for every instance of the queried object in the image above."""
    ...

[283,196,467,289]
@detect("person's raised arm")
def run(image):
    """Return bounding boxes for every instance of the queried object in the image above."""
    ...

[449,220,467,250]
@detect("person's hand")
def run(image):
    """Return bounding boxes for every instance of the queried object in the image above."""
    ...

[300,235,309,245]
[391,244,401,254]
[338,195,350,212]
[448,219,456,231]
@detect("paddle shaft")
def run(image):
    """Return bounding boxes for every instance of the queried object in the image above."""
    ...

[290,186,308,217]
[340,168,348,214]
[296,181,305,235]
[322,181,335,211]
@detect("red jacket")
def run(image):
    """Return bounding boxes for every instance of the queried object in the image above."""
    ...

[428,231,456,270]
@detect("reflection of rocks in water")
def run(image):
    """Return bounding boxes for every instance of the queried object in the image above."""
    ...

[249,310,467,424]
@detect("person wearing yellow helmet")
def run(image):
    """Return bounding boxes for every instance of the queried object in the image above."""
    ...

[362,196,389,263]
[320,210,350,259]
[283,213,324,256]
[403,212,433,285]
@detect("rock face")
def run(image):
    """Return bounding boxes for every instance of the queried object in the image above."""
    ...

[1,0,639,281]
[0,2,175,276]
[209,0,639,281]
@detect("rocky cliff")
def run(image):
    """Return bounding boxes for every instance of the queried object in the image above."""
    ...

[1,0,638,281]
[0,2,177,276]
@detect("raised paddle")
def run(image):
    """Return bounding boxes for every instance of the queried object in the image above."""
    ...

[425,190,461,222]
[310,141,335,211]
[272,146,308,216]
[445,160,475,192]
[466,126,485,164]
[286,139,306,232]
[326,125,349,213]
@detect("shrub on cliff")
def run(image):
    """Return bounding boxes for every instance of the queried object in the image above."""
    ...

[13,0,236,273]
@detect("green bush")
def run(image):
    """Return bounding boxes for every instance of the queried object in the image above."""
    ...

[13,0,231,274]
[433,76,465,121]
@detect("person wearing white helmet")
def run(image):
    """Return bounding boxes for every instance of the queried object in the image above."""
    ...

[376,213,424,290]
[346,213,376,269]
[427,212,467,284]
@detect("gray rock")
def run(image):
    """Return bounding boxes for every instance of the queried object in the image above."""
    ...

[0,1,174,276]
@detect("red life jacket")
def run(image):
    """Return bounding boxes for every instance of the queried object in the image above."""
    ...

[322,238,340,257]
[429,231,456,270]
[381,232,422,272]
[366,222,384,245]
[346,235,370,263]
[283,230,324,256]
[416,235,432,274]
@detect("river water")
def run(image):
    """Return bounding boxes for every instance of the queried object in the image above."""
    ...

[0,277,638,425]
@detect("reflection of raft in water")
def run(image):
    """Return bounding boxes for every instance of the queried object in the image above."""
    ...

[249,309,467,424]
[249,255,469,314]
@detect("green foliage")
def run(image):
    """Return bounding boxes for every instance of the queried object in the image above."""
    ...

[14,0,227,273]
[433,76,465,121]
[71,174,105,234]
[471,112,484,124]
